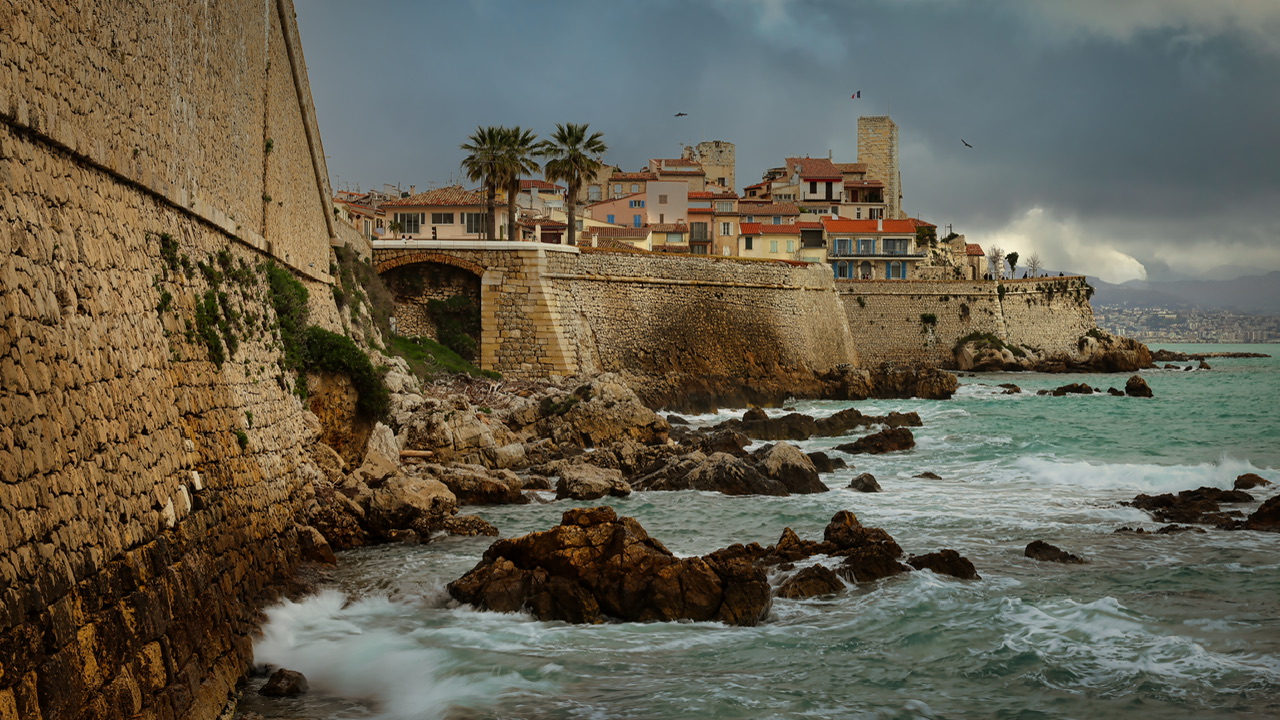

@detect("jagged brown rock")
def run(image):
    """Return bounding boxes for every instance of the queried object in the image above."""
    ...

[1235,473,1272,490]
[447,507,772,625]
[835,427,915,455]
[555,464,632,500]
[776,565,845,599]
[259,669,308,697]
[1125,375,1153,398]
[907,550,981,579]
[848,473,882,492]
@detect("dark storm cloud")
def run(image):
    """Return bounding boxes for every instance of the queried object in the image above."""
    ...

[295,0,1280,282]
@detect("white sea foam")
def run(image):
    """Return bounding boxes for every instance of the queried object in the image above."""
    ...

[1012,454,1273,494]
[254,591,546,720]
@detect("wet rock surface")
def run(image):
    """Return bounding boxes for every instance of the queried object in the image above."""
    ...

[259,669,308,698]
[835,427,916,455]
[848,473,882,492]
[1024,540,1086,564]
[955,328,1152,373]
[448,508,979,625]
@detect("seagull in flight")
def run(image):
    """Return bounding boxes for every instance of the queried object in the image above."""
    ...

[674,112,688,117]
[961,139,973,148]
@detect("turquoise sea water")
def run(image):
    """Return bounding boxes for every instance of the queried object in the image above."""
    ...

[244,344,1280,720]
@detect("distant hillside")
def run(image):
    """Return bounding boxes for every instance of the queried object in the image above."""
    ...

[1088,271,1280,314]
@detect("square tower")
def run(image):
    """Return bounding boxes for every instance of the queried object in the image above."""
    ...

[857,116,903,219]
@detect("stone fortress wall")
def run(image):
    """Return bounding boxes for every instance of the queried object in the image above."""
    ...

[1,2,343,719]
[838,277,1097,367]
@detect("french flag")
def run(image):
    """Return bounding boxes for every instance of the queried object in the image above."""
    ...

[851,91,861,99]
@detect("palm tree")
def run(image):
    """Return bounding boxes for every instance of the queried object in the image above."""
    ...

[497,127,542,241]
[539,123,608,247]
[460,126,505,240]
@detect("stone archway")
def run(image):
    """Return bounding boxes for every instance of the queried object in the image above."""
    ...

[376,253,485,361]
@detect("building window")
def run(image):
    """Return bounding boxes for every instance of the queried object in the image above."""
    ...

[743,215,754,223]
[855,207,862,219]
[631,183,640,193]
[884,238,909,255]
[786,240,795,253]
[869,207,884,219]
[633,215,642,227]
[720,221,731,236]
[691,223,709,241]
[715,201,733,212]
[835,238,852,256]
[394,212,421,235]
[858,238,876,254]
[809,181,817,194]
[612,184,622,197]
[692,244,707,255]
[588,185,602,201]
[770,240,778,253]
[886,261,906,279]
[744,237,754,250]
[772,216,781,224]
[464,213,485,234]
[363,219,371,236]
[607,214,615,224]
[835,261,848,279]
[658,194,668,204]
[431,212,454,225]
[629,199,645,208]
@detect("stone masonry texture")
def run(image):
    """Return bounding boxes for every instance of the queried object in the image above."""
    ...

[1,1,343,719]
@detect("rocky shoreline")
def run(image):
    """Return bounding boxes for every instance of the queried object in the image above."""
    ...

[954,328,1153,373]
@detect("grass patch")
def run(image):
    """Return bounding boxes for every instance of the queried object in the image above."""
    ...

[304,326,390,419]
[388,335,498,380]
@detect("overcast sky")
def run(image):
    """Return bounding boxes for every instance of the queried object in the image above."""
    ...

[295,0,1280,283]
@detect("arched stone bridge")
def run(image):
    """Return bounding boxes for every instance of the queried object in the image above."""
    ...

[372,240,583,376]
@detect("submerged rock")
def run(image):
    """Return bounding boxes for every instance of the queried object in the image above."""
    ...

[807,451,848,473]
[835,427,915,455]
[1235,473,1272,490]
[1244,495,1280,532]
[776,565,845,600]
[1024,540,1086,564]
[259,668,309,697]
[1125,375,1153,398]
[907,550,981,580]
[848,473,882,492]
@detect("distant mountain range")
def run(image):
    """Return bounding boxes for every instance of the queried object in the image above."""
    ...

[1084,271,1280,314]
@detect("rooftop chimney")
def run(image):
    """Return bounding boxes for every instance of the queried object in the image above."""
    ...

[877,218,883,232]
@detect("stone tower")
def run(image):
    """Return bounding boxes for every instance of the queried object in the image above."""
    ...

[685,140,736,192]
[857,116,903,219]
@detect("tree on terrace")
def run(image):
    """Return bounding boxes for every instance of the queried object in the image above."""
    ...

[1006,251,1020,277]
[460,126,505,240]
[987,245,1005,279]
[1026,252,1043,277]
[539,123,608,247]
[497,127,542,241]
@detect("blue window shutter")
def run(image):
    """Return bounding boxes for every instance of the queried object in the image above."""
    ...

[633,215,641,227]
[607,214,614,224]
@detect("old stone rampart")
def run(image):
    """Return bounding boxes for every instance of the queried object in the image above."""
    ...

[1,2,344,719]
[838,277,1096,366]
[548,250,859,378]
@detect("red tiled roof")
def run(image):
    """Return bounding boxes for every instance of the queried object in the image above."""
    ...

[743,181,770,190]
[834,162,869,174]
[785,157,842,180]
[520,218,567,228]
[383,185,485,207]
[737,202,800,215]
[652,158,700,167]
[586,226,650,239]
[608,171,656,181]
[798,222,825,229]
[910,218,937,229]
[844,179,885,188]
[821,218,921,234]
[739,222,802,235]
[966,243,985,256]
[688,190,739,199]
[689,207,715,214]
[596,237,646,250]
[520,179,565,192]
[655,169,705,176]
[648,223,689,233]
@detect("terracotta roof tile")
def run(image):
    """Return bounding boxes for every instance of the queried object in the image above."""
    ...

[648,223,689,233]
[737,201,800,215]
[834,162,868,174]
[821,218,921,233]
[798,222,825,229]
[966,243,985,256]
[785,157,842,180]
[608,171,656,181]
[739,222,802,235]
[520,179,565,192]
[844,179,885,188]
[652,158,701,167]
[689,207,715,214]
[655,169,705,176]
[383,185,485,207]
[586,226,651,239]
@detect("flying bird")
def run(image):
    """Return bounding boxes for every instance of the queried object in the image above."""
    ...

[674,112,687,117]
[961,139,973,148]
